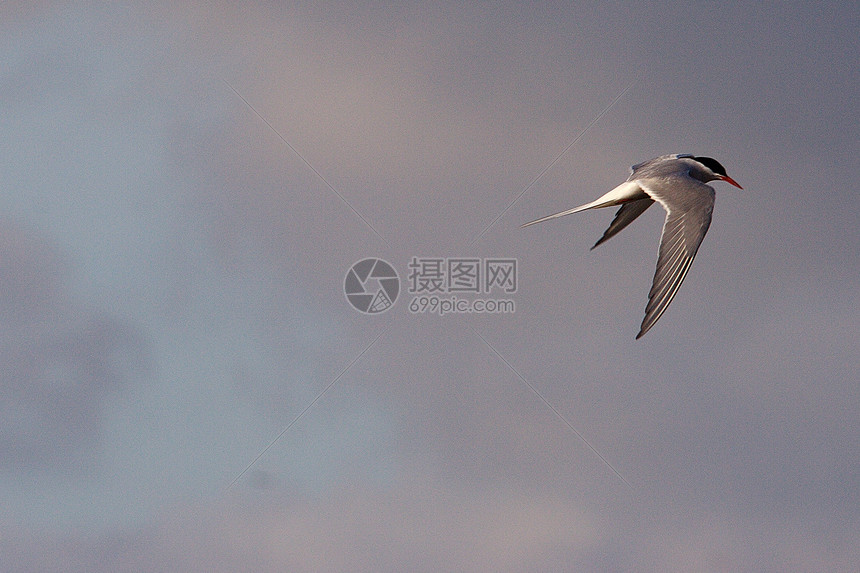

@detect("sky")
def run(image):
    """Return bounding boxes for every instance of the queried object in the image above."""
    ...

[1,1,858,571]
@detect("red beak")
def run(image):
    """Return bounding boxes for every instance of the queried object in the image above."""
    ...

[719,175,743,189]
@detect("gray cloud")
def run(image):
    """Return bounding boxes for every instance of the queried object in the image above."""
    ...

[3,485,859,572]
[0,221,149,469]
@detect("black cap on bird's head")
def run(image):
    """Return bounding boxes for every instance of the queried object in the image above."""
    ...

[692,156,727,177]
[690,155,743,189]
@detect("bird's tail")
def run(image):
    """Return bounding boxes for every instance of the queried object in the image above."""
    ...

[521,180,645,228]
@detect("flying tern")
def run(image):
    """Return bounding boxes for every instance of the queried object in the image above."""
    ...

[522,154,742,338]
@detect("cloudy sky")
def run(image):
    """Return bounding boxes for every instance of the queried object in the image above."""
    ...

[1,2,858,571]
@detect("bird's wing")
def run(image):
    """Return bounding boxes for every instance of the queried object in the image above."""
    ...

[591,198,655,249]
[636,176,715,338]
[630,154,685,176]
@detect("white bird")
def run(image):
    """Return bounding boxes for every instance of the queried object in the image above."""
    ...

[522,154,742,338]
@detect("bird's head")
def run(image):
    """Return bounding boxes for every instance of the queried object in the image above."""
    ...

[689,156,743,188]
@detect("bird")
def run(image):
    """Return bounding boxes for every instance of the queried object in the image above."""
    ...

[521,154,742,338]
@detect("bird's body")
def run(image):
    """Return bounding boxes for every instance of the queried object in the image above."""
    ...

[522,154,742,338]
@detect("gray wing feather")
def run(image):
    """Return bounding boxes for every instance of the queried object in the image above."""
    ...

[591,198,655,249]
[636,177,714,338]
